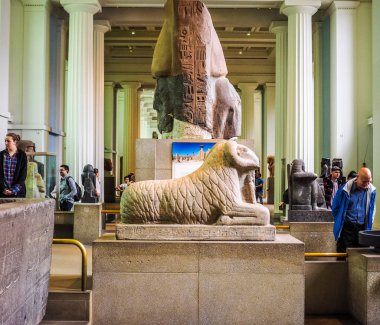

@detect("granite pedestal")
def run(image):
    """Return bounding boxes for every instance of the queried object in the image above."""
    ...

[288,210,333,222]
[290,222,336,254]
[348,248,380,325]
[92,233,304,325]
[74,203,103,245]
[0,199,55,325]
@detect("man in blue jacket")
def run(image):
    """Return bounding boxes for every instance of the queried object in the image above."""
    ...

[332,167,376,254]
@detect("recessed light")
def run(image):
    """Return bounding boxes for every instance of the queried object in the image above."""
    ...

[238,50,243,55]
[131,31,135,35]
[247,32,251,36]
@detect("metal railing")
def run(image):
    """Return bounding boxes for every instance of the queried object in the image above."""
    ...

[52,239,88,291]
[304,252,347,258]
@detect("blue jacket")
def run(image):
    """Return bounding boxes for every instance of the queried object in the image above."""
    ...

[332,178,376,240]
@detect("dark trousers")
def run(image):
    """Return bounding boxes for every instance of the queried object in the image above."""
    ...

[60,200,74,211]
[336,220,365,253]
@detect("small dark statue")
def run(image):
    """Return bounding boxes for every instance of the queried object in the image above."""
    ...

[288,159,326,211]
[320,157,330,179]
[81,164,98,203]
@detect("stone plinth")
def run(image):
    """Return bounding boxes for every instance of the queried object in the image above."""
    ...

[116,224,276,241]
[135,138,254,181]
[92,233,304,325]
[288,210,333,222]
[74,203,103,245]
[0,199,55,325]
[290,222,336,254]
[348,248,380,325]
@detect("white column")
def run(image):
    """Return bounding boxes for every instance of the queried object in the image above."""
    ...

[120,82,141,178]
[54,20,67,163]
[372,0,380,230]
[238,82,258,141]
[281,0,321,172]
[270,21,288,215]
[104,82,115,160]
[94,20,111,201]
[329,1,360,174]
[0,0,11,149]
[61,0,101,182]
[253,90,263,163]
[17,0,51,151]
[313,22,323,173]
[262,82,276,189]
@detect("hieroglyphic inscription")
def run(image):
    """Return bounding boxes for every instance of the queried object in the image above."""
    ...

[117,225,276,241]
[177,1,209,131]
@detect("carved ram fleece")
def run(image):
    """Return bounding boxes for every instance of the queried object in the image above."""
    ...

[121,139,270,225]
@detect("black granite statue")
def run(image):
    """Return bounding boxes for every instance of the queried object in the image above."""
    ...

[81,164,98,203]
[320,157,330,179]
[288,159,326,211]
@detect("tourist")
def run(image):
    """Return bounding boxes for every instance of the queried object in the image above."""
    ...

[255,172,264,204]
[51,164,77,211]
[0,133,27,198]
[323,165,342,209]
[332,167,376,254]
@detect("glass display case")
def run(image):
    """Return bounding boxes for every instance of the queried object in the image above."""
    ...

[25,152,58,204]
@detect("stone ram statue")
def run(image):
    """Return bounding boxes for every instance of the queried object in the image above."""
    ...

[121,139,269,225]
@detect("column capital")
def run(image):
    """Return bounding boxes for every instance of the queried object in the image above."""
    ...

[281,0,321,16]
[269,21,288,34]
[264,82,276,88]
[94,20,111,34]
[237,82,258,91]
[21,0,50,6]
[327,1,360,15]
[60,0,101,15]
[104,81,115,87]
[120,82,141,91]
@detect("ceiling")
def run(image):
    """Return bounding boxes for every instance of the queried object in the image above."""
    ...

[54,0,365,62]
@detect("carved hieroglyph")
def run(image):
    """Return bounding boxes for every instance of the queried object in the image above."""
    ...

[152,0,241,139]
[121,139,269,225]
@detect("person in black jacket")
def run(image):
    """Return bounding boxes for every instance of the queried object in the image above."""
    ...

[0,133,27,198]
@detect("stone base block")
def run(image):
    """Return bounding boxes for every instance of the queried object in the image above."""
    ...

[93,234,304,325]
[290,222,336,254]
[288,210,333,222]
[73,203,103,245]
[348,248,380,325]
[116,224,276,241]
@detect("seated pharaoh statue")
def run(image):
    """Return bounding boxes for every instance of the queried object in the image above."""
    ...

[288,159,327,211]
[152,0,241,139]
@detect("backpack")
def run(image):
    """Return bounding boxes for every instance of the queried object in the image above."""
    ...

[66,176,82,202]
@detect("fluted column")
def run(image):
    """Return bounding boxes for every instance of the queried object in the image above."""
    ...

[281,0,321,172]
[18,0,51,151]
[263,82,276,184]
[61,0,100,182]
[372,0,380,230]
[94,20,111,201]
[313,22,323,172]
[329,1,360,173]
[270,21,288,215]
[120,82,141,178]
[0,0,11,150]
[52,20,67,163]
[238,82,258,141]
[104,82,115,161]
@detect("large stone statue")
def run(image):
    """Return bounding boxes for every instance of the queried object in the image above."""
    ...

[152,0,241,139]
[288,159,326,211]
[121,139,269,225]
